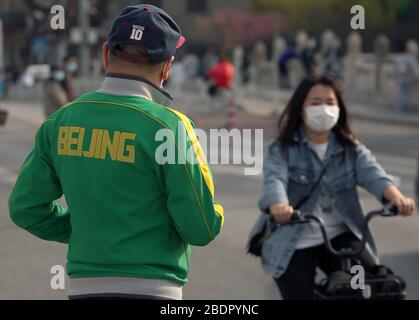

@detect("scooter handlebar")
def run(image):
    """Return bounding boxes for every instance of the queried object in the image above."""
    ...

[285,206,399,258]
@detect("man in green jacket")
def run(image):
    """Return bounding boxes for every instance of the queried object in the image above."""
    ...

[8,4,224,300]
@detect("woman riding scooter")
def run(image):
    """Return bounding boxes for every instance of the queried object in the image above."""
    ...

[258,75,415,300]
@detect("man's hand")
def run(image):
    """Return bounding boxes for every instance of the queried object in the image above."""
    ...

[269,203,294,224]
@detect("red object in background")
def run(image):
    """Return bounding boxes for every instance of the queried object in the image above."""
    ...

[207,59,235,89]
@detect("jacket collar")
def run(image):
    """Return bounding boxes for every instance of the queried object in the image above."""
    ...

[97,73,174,107]
[293,125,344,157]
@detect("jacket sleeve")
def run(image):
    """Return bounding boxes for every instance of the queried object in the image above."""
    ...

[258,140,289,213]
[355,143,395,203]
[159,114,223,246]
[8,120,71,243]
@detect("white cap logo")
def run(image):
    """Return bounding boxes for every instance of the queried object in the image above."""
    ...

[130,25,145,41]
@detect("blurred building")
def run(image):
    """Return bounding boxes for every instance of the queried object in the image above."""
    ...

[0,0,109,77]
[0,0,253,74]
[3,0,417,80]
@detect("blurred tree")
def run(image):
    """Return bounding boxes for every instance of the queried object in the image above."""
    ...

[363,0,408,28]
[196,7,274,50]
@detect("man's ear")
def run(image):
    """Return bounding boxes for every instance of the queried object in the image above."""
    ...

[162,56,175,81]
[103,41,110,68]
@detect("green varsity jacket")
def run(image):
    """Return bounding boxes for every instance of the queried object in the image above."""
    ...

[8,75,224,285]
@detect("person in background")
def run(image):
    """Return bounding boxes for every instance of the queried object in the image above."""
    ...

[169,60,186,94]
[278,45,298,89]
[182,52,200,91]
[63,55,78,101]
[395,40,419,113]
[207,53,235,97]
[42,66,68,118]
[322,33,343,80]
[201,49,218,79]
[302,38,318,76]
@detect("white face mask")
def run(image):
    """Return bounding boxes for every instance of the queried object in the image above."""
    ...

[304,104,340,133]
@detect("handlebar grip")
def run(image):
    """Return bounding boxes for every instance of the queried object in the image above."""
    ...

[289,210,303,221]
[384,205,399,216]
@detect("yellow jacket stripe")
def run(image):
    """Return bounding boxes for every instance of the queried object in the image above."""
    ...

[166,107,224,225]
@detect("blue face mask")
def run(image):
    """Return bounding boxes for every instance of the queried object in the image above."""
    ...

[67,62,78,74]
[53,71,65,81]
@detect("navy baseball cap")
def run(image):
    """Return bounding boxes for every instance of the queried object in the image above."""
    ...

[108,4,186,64]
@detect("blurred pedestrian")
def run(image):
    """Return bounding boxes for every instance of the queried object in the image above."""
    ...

[201,49,218,79]
[63,54,78,101]
[182,52,200,91]
[302,38,318,76]
[42,66,68,118]
[9,4,223,301]
[395,40,419,113]
[256,75,415,300]
[207,53,235,97]
[278,45,298,88]
[321,32,342,79]
[170,60,186,93]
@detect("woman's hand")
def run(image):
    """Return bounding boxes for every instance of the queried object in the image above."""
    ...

[391,196,415,217]
[269,203,294,224]
[384,185,416,216]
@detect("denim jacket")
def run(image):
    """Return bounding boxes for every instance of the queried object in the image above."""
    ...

[256,126,394,278]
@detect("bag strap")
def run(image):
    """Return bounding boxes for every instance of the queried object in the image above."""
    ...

[294,164,328,210]
[265,164,329,232]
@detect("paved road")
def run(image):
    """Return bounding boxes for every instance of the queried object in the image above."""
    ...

[0,98,418,300]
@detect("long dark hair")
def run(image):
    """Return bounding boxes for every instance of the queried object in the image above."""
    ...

[278,74,357,149]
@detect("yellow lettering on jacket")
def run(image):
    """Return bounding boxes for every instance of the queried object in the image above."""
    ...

[57,126,136,164]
